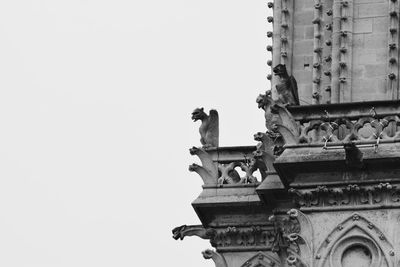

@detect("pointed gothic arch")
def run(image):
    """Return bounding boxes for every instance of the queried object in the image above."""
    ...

[315,213,395,267]
[240,251,281,267]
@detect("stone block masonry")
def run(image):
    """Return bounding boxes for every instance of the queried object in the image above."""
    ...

[284,0,397,104]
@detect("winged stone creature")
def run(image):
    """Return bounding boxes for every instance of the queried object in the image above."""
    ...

[273,64,299,106]
[191,108,219,148]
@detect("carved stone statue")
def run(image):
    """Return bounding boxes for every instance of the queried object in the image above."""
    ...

[273,64,299,106]
[172,225,216,240]
[189,147,219,185]
[256,91,300,145]
[257,90,276,130]
[192,108,219,148]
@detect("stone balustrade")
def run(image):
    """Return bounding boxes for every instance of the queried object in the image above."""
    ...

[286,100,400,148]
[189,146,264,186]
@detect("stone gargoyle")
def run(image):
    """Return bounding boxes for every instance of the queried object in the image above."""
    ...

[189,146,218,185]
[253,132,277,176]
[273,64,299,106]
[192,107,219,148]
[172,224,216,241]
[257,91,299,146]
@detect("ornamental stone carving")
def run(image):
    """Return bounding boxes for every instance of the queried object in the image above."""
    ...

[269,209,314,267]
[189,146,218,185]
[240,252,281,267]
[289,183,400,210]
[273,64,299,106]
[172,225,216,241]
[211,226,275,251]
[256,91,299,146]
[192,108,219,148]
[315,213,395,267]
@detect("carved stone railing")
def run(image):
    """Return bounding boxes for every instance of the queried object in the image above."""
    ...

[188,144,283,227]
[189,145,272,186]
[286,100,400,148]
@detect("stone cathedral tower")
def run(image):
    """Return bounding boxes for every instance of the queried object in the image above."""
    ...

[173,1,400,266]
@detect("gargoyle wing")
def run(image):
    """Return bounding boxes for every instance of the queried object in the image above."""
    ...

[209,110,219,132]
[209,109,219,122]
[290,76,299,105]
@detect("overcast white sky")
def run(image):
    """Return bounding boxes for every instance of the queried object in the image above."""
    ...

[0,1,271,266]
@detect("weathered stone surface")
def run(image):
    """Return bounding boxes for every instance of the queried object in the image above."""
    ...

[176,1,400,266]
[192,108,219,148]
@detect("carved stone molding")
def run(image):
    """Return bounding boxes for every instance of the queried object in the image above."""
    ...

[172,224,280,252]
[315,213,395,267]
[270,209,314,267]
[257,91,299,146]
[240,251,281,267]
[211,226,276,252]
[289,183,400,210]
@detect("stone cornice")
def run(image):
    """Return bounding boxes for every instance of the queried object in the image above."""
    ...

[290,183,400,211]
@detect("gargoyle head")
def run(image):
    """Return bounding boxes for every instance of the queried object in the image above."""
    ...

[256,94,265,109]
[172,225,186,240]
[256,90,273,109]
[254,132,267,142]
[202,249,214,259]
[191,107,207,121]
[188,163,200,172]
[189,146,199,155]
[273,64,289,78]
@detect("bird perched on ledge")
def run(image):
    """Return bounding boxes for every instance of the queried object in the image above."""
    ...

[273,64,299,106]
[191,108,219,148]
[344,142,364,169]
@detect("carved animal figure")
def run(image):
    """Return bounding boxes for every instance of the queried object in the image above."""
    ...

[253,132,277,173]
[189,147,219,185]
[273,64,299,106]
[240,158,262,183]
[257,90,277,131]
[256,92,300,145]
[172,225,216,240]
[192,108,219,148]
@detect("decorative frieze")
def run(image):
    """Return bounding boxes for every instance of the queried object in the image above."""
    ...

[211,226,276,252]
[173,210,305,254]
[290,183,400,210]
